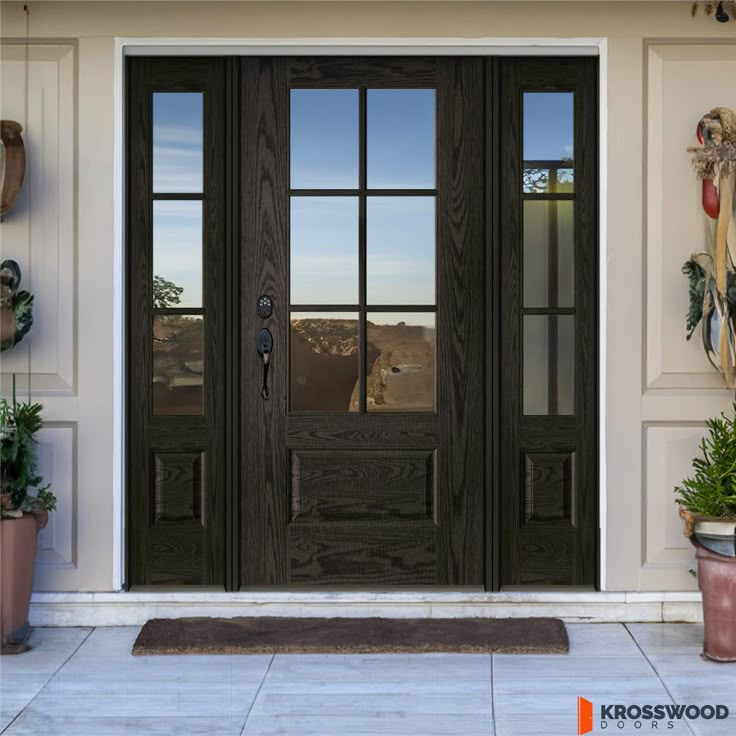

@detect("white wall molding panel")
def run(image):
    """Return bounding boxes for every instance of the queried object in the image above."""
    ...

[0,42,76,396]
[645,42,736,391]
[35,423,77,581]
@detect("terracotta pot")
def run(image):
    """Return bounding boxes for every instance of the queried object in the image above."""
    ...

[0,515,39,650]
[0,120,26,217]
[693,537,736,662]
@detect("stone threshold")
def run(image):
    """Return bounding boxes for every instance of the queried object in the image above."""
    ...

[29,591,703,626]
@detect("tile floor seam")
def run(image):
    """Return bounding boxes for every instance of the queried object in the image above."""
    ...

[490,654,496,736]
[622,624,698,736]
[1,626,96,736]
[239,653,275,736]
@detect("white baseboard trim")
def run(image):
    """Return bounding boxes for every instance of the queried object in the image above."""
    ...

[29,591,704,627]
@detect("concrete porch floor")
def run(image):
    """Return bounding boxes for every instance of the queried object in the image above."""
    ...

[0,624,734,735]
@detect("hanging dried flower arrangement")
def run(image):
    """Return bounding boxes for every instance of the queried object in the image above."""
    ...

[691,2,736,21]
[683,107,736,387]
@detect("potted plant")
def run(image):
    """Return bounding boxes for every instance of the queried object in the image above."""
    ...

[675,406,736,662]
[0,381,56,654]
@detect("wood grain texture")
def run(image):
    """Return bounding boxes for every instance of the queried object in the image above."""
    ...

[127,58,226,587]
[436,58,485,586]
[498,58,598,587]
[291,450,434,520]
[289,522,437,585]
[288,57,436,88]
[239,57,290,586]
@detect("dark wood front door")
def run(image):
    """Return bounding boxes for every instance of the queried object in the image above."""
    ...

[238,58,484,586]
[126,55,597,590]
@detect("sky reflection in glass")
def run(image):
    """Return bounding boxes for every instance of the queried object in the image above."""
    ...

[367,197,435,306]
[291,89,359,189]
[290,197,359,304]
[367,89,435,189]
[153,93,203,193]
[523,92,574,161]
[153,201,203,308]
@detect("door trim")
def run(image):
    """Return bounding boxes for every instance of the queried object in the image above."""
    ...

[113,37,608,592]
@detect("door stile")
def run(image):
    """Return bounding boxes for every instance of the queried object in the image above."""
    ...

[239,57,290,587]
[435,57,485,585]
[224,57,241,591]
[486,57,502,592]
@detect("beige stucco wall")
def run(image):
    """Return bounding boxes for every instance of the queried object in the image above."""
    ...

[0,1,734,592]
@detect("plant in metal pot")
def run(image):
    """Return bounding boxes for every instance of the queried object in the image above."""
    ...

[674,405,736,662]
[0,382,56,654]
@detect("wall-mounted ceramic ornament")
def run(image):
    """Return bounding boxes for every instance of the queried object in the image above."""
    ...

[0,121,26,219]
[0,260,33,352]
[683,107,736,387]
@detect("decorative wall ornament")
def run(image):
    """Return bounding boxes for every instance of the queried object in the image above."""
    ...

[0,260,33,352]
[691,1,736,22]
[683,107,736,387]
[0,121,26,219]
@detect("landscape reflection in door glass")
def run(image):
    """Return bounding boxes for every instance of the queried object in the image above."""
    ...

[365,314,435,412]
[290,314,360,412]
[152,315,204,415]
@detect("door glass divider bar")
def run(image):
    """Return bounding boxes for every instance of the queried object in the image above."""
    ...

[358,86,367,413]
[522,193,575,200]
[152,307,205,315]
[523,160,574,168]
[289,305,437,312]
[290,189,437,197]
[521,307,575,315]
[152,192,205,200]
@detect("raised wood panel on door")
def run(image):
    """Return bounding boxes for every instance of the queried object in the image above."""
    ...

[498,58,598,587]
[127,58,226,587]
[239,57,484,587]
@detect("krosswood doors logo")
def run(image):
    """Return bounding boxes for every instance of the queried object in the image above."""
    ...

[577,696,730,733]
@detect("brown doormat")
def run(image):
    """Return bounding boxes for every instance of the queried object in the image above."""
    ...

[131,616,568,655]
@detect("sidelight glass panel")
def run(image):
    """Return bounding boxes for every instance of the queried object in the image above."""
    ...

[523,315,574,415]
[523,92,574,193]
[153,201,203,308]
[290,197,359,305]
[291,89,359,189]
[290,312,359,412]
[523,200,574,308]
[367,197,435,305]
[367,89,435,189]
[523,167,574,194]
[153,93,203,193]
[366,313,435,412]
[153,315,204,415]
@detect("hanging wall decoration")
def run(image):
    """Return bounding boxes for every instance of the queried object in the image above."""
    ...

[0,260,34,352]
[683,107,736,387]
[691,2,736,22]
[0,121,26,219]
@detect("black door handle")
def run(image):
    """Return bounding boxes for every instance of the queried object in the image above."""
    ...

[257,328,273,399]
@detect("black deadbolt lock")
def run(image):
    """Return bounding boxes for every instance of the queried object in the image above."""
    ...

[257,294,273,320]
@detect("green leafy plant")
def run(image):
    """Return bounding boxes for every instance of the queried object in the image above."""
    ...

[0,380,56,520]
[674,406,736,519]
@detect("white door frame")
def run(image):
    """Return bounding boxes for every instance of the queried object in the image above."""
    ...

[112,36,608,592]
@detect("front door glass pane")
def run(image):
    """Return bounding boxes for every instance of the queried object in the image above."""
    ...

[290,313,360,412]
[290,197,359,305]
[153,93,203,193]
[367,89,435,189]
[366,313,435,412]
[290,89,359,189]
[367,197,435,305]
